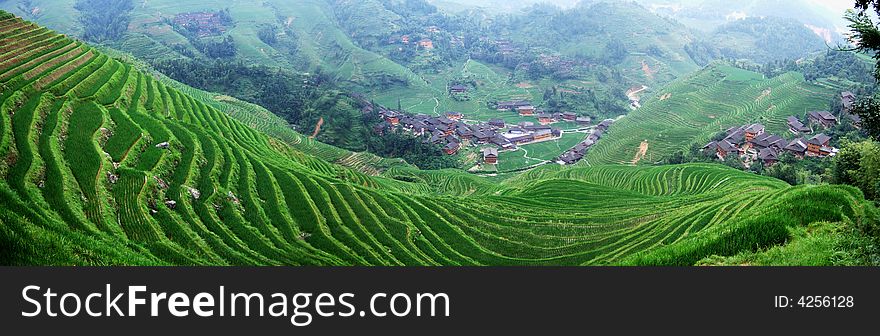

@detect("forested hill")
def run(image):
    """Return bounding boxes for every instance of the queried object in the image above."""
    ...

[701,17,829,64]
[0,1,838,138]
[1,12,877,266]
[493,1,699,76]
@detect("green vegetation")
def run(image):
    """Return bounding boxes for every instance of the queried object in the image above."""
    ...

[586,64,835,165]
[74,0,134,42]
[694,17,828,64]
[1,11,878,267]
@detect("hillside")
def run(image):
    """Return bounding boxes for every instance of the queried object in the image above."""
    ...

[639,0,846,35]
[705,17,829,63]
[0,12,876,266]
[498,1,701,80]
[585,64,836,165]
[0,0,427,88]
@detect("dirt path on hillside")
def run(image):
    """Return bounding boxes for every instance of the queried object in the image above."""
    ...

[310,117,324,139]
[659,93,672,101]
[641,60,655,81]
[631,141,649,165]
[626,85,648,103]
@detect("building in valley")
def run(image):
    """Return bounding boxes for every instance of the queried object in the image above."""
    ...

[482,148,499,164]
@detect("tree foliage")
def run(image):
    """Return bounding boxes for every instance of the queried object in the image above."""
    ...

[834,140,880,200]
[152,59,368,150]
[74,0,133,42]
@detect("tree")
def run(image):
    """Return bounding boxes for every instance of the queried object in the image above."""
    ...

[846,2,880,80]
[834,140,880,200]
[604,40,627,65]
[765,162,798,185]
[854,97,880,140]
[257,24,279,45]
[74,0,134,42]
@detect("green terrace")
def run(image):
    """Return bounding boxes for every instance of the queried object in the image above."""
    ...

[0,12,876,266]
[585,64,836,165]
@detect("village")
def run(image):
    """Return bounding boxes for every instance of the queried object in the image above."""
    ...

[172,10,233,37]
[374,97,613,168]
[702,91,860,167]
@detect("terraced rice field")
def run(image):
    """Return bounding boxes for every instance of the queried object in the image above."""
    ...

[585,64,836,165]
[0,13,875,266]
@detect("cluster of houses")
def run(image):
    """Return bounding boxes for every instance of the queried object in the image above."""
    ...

[389,34,435,49]
[702,91,861,166]
[377,108,570,163]
[173,11,229,37]
[493,100,592,125]
[703,117,837,166]
[557,119,615,165]
[387,25,467,51]
[370,95,610,167]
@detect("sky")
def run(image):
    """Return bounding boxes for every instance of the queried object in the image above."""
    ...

[810,0,856,15]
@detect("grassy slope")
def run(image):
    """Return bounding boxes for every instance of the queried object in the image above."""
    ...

[0,12,876,266]
[585,63,836,165]
[505,1,700,80]
[0,0,427,86]
[0,0,693,171]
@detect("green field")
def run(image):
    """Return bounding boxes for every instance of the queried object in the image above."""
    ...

[585,64,836,165]
[0,13,877,266]
[494,132,588,171]
[369,59,545,119]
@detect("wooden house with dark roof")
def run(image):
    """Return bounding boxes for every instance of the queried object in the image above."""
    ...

[784,138,808,158]
[491,136,515,150]
[597,119,614,131]
[445,111,463,120]
[808,111,838,129]
[488,119,505,128]
[716,140,739,159]
[744,123,765,142]
[510,134,535,145]
[848,113,862,129]
[496,100,531,111]
[758,148,779,166]
[576,116,592,125]
[533,129,554,141]
[524,124,551,132]
[751,133,785,151]
[449,85,468,94]
[842,91,857,112]
[787,116,811,134]
[537,113,555,125]
[456,126,474,140]
[473,130,494,144]
[724,128,746,147]
[482,147,499,164]
[517,105,536,116]
[444,141,461,155]
[807,133,831,157]
[437,116,456,125]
